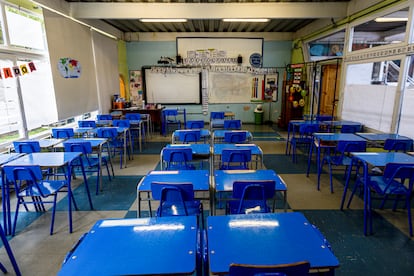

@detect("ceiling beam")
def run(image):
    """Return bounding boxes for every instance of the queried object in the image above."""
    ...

[69,2,348,20]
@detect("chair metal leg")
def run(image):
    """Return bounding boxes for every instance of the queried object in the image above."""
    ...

[0,224,21,276]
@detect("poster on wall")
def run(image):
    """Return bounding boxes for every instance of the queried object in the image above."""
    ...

[264,73,278,102]
[129,70,143,106]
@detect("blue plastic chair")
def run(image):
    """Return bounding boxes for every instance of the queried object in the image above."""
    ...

[223,119,242,130]
[124,113,141,121]
[52,128,75,139]
[290,123,319,163]
[163,109,181,135]
[224,131,248,143]
[383,138,413,152]
[315,114,333,121]
[63,141,112,196]
[13,141,41,153]
[186,120,204,129]
[220,148,252,170]
[161,147,195,170]
[78,120,97,128]
[3,165,73,236]
[229,261,310,276]
[96,114,112,120]
[363,163,414,236]
[96,127,128,169]
[150,181,203,227]
[320,140,367,193]
[178,130,201,143]
[227,180,275,214]
[210,111,225,120]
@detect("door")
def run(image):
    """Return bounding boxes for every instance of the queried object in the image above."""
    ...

[320,64,341,117]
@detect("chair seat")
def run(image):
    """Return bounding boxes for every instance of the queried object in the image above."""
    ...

[368,176,409,195]
[158,200,202,216]
[19,180,67,197]
[227,200,270,214]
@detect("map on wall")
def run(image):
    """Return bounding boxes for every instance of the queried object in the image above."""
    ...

[57,57,81,78]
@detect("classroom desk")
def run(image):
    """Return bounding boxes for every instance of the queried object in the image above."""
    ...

[58,216,198,276]
[319,120,363,132]
[9,138,64,152]
[341,152,414,235]
[171,129,211,144]
[112,107,162,134]
[206,212,339,275]
[285,120,321,155]
[136,170,210,217]
[212,130,253,143]
[4,152,86,233]
[54,138,112,192]
[0,153,24,235]
[213,169,288,215]
[213,144,263,169]
[356,133,412,148]
[307,133,366,190]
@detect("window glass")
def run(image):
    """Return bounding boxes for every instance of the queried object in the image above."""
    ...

[342,59,401,132]
[398,55,414,138]
[5,5,45,50]
[351,7,408,51]
[308,29,345,61]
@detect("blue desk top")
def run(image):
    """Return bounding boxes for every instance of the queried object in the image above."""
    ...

[207,212,339,274]
[138,170,210,192]
[0,153,23,166]
[14,138,64,149]
[54,138,107,149]
[166,143,210,155]
[313,133,366,142]
[214,169,287,192]
[58,216,198,276]
[351,152,414,167]
[4,152,82,167]
[356,133,412,141]
[321,120,362,126]
[213,144,262,155]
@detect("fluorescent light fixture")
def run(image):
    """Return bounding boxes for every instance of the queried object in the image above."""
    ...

[223,18,269,22]
[374,17,408,22]
[140,19,187,23]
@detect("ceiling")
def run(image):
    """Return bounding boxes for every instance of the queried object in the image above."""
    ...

[62,0,352,34]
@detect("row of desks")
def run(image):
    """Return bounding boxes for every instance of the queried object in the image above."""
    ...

[136,169,288,217]
[58,213,340,275]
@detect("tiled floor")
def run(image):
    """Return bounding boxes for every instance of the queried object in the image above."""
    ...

[1,123,414,275]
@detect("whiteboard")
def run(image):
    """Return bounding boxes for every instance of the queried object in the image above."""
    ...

[144,69,201,104]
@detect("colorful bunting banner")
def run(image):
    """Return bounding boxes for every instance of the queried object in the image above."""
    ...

[0,62,36,79]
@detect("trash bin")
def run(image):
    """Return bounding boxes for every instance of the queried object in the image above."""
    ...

[254,104,264,125]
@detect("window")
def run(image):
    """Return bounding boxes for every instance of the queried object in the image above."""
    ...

[307,29,345,61]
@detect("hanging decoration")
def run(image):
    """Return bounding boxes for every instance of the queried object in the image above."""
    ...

[0,62,36,79]
[57,57,81,78]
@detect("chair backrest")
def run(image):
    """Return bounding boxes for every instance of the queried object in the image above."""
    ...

[178,130,201,143]
[112,119,130,128]
[210,111,225,120]
[151,181,195,201]
[96,127,118,139]
[63,141,93,154]
[340,124,362,133]
[163,109,178,117]
[336,140,366,155]
[78,120,97,128]
[97,114,112,120]
[382,163,414,187]
[298,123,319,138]
[229,261,310,276]
[124,113,141,120]
[224,131,248,143]
[383,138,413,152]
[233,180,275,200]
[222,148,252,163]
[3,165,45,196]
[315,114,333,121]
[52,128,75,139]
[186,120,204,129]
[162,147,193,161]
[13,141,41,153]
[224,120,242,130]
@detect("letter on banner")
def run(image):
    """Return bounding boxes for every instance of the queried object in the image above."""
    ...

[3,68,13,78]
[20,64,29,75]
[28,62,36,72]
[13,66,21,77]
